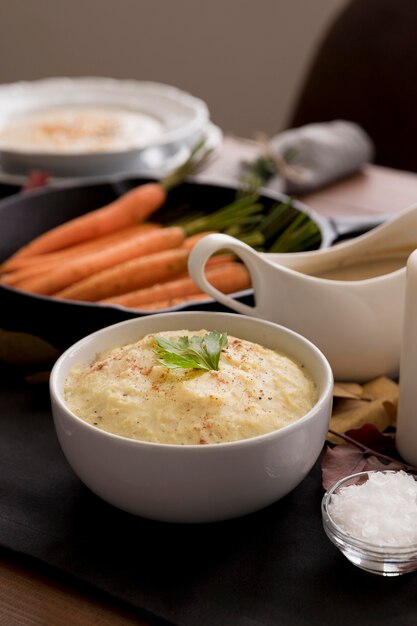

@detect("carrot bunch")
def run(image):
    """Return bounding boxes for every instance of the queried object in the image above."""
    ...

[0,139,322,310]
[5,139,208,263]
[0,146,257,309]
[0,191,261,306]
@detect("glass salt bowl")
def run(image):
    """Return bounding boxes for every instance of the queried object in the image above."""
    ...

[321,470,417,576]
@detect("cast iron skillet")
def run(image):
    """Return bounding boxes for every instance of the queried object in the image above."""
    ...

[0,176,384,350]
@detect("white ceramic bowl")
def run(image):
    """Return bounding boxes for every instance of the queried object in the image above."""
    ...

[0,77,209,177]
[49,311,333,523]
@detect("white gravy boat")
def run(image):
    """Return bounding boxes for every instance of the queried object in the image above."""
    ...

[188,203,417,382]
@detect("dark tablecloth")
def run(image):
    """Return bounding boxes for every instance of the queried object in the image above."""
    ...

[1,375,415,626]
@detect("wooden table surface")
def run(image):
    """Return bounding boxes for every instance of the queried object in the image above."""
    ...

[3,139,417,625]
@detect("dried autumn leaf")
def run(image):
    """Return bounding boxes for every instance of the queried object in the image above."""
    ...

[328,398,396,444]
[321,444,405,490]
[345,423,397,452]
[328,376,399,444]
[24,370,53,385]
[0,328,60,368]
[363,376,399,403]
[333,382,363,399]
[22,169,51,191]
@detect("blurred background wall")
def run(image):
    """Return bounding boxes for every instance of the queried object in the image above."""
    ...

[0,0,349,138]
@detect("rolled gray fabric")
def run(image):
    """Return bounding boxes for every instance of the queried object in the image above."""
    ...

[266,120,375,194]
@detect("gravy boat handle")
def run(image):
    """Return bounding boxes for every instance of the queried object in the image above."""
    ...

[188,233,264,316]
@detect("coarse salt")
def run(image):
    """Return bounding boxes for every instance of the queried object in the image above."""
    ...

[328,471,417,547]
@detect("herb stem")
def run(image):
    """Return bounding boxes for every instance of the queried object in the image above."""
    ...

[327,428,417,474]
[162,138,212,191]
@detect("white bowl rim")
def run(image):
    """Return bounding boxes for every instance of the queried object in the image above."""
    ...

[50,311,333,451]
[0,77,209,157]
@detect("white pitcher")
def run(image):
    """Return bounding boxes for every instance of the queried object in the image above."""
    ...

[188,203,417,382]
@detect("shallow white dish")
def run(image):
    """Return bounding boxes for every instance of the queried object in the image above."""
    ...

[0,121,222,187]
[0,77,209,177]
[50,311,333,523]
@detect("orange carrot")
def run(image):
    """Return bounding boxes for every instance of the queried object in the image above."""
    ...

[1,266,49,286]
[161,253,237,283]
[205,253,235,266]
[1,223,161,285]
[180,231,218,250]
[1,223,160,272]
[9,140,208,261]
[17,227,185,295]
[9,182,167,260]
[129,294,210,310]
[55,247,191,301]
[101,262,251,308]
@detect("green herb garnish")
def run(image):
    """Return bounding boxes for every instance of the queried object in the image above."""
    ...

[154,331,228,371]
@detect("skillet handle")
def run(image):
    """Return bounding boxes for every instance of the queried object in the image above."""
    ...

[329,214,391,238]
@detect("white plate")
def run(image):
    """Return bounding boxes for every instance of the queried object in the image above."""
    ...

[0,121,223,188]
[0,77,209,177]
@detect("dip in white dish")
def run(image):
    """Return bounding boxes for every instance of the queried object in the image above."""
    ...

[0,105,164,154]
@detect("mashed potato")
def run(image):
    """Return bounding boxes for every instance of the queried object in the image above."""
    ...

[64,330,317,445]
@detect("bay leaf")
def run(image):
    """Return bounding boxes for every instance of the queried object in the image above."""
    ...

[0,328,60,368]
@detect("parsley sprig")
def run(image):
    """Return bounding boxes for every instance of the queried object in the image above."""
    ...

[154,331,228,371]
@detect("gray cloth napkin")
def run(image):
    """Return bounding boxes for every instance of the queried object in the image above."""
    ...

[259,120,375,194]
